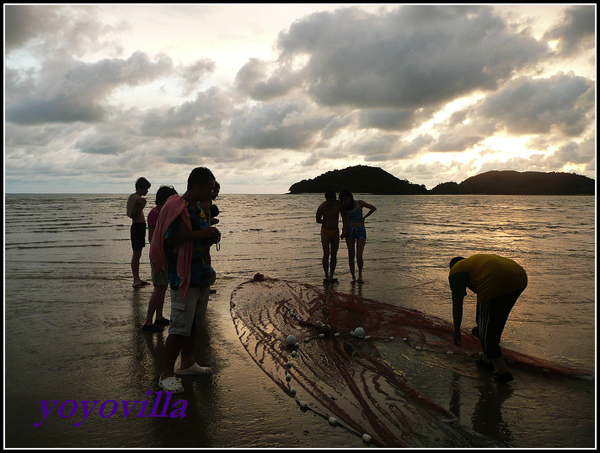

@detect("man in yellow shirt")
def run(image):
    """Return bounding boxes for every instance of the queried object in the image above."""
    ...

[449,254,528,382]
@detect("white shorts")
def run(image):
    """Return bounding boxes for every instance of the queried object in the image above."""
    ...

[168,286,210,336]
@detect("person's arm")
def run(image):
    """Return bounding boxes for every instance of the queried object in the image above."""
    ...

[340,209,348,238]
[452,293,464,346]
[164,226,220,246]
[316,205,324,224]
[449,272,469,346]
[163,216,220,246]
[359,200,377,222]
[133,197,147,218]
[148,225,156,244]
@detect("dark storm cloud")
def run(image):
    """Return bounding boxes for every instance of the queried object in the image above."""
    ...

[6,52,173,125]
[475,73,594,137]
[238,5,549,119]
[543,5,596,57]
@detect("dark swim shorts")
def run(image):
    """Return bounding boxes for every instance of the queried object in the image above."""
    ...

[347,225,367,240]
[130,222,147,250]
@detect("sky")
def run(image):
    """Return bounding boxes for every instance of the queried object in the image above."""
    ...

[3,3,596,194]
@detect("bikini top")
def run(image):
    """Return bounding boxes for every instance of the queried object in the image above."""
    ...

[346,203,363,224]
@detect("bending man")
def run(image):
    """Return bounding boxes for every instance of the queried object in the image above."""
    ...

[449,254,528,382]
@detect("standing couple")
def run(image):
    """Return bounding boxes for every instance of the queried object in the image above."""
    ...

[316,189,377,284]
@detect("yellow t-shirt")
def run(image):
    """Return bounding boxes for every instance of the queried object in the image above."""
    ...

[449,254,527,302]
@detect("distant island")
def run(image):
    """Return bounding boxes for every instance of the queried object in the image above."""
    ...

[288,165,595,195]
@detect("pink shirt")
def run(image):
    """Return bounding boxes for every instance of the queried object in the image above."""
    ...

[149,195,193,299]
[147,206,159,227]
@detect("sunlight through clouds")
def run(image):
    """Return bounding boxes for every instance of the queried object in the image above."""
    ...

[3,3,596,193]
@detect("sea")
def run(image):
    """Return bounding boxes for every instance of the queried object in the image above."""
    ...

[4,193,596,448]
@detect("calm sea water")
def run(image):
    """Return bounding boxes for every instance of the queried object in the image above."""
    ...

[4,193,596,447]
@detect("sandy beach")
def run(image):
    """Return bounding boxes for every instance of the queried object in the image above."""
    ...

[5,275,368,448]
[5,193,595,448]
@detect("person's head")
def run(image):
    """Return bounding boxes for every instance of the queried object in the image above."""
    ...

[155,185,178,207]
[449,257,465,269]
[135,177,151,194]
[212,181,221,200]
[339,188,354,208]
[324,190,336,201]
[187,167,216,201]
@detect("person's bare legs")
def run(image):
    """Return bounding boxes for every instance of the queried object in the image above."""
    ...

[162,333,185,378]
[162,331,198,377]
[178,329,197,371]
[346,238,356,282]
[145,285,168,325]
[131,249,143,285]
[330,235,339,281]
[356,238,366,283]
[321,232,331,280]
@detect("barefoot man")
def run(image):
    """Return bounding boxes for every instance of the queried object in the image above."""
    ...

[316,190,343,284]
[449,254,528,382]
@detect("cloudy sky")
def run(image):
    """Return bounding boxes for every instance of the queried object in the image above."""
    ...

[4,4,596,194]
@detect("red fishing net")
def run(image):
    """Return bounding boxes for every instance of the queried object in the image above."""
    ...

[231,275,590,447]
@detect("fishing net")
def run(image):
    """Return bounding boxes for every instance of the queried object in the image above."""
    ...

[231,276,510,447]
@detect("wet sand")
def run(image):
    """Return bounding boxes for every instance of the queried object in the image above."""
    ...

[5,272,596,448]
[5,276,366,448]
[5,193,596,448]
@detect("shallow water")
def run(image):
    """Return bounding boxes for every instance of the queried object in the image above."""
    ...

[4,193,596,447]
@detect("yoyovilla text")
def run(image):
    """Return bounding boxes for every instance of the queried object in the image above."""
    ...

[33,391,187,427]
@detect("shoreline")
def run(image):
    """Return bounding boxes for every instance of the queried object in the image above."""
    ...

[6,273,595,448]
[5,276,365,448]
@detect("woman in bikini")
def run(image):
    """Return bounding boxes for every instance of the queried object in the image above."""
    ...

[316,190,343,284]
[339,189,377,284]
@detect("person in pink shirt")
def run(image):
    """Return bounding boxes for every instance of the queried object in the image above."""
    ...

[142,185,178,333]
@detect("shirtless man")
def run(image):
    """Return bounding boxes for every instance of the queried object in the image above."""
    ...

[127,177,151,288]
[316,190,343,283]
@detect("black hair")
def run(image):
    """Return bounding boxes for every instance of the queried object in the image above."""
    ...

[135,177,151,190]
[187,167,215,191]
[338,188,354,208]
[449,257,465,269]
[324,190,336,199]
[155,185,178,206]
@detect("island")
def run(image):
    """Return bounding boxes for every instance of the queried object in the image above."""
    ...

[288,166,595,195]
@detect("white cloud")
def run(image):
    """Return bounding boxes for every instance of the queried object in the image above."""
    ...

[474,73,595,137]
[6,51,174,125]
[543,5,596,56]
[3,4,596,193]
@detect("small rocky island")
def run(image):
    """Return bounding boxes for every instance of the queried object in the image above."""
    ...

[288,165,595,195]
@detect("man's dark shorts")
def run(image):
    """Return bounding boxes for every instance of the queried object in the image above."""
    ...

[130,222,146,251]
